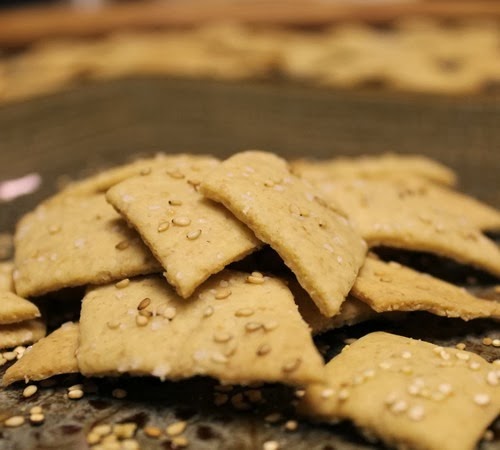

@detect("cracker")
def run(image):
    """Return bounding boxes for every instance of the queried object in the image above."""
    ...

[78,271,325,386]
[3,322,79,386]
[0,291,41,325]
[352,257,500,320]
[14,194,160,298]
[200,151,367,317]
[0,261,14,292]
[0,319,46,350]
[289,279,377,335]
[291,154,457,186]
[300,332,500,450]
[315,178,500,277]
[54,154,216,200]
[107,160,261,298]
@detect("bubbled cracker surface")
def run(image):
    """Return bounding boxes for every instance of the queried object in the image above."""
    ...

[77,271,325,386]
[106,157,261,298]
[351,257,500,320]
[14,194,161,298]
[315,178,500,276]
[0,291,41,325]
[3,322,79,386]
[301,332,500,450]
[0,319,46,350]
[291,153,457,186]
[200,151,367,317]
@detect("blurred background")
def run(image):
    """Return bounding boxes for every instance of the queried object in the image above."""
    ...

[0,0,499,232]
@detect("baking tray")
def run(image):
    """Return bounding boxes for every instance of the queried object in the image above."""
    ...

[0,77,499,450]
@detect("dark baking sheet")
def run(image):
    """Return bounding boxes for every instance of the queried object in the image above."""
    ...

[0,78,499,450]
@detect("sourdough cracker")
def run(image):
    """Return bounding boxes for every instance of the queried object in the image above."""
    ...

[3,322,79,386]
[78,271,325,385]
[315,178,500,277]
[14,194,160,298]
[300,332,500,450]
[0,261,14,292]
[0,291,41,325]
[0,319,46,350]
[107,160,261,298]
[291,153,457,186]
[352,257,500,320]
[200,151,367,317]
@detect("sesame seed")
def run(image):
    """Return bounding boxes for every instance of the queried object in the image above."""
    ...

[112,388,127,399]
[113,423,137,439]
[107,320,120,329]
[390,400,408,414]
[455,343,466,350]
[235,308,254,317]
[455,352,470,361]
[30,406,43,415]
[482,337,493,346]
[4,416,25,427]
[295,389,305,398]
[401,351,412,359]
[246,274,265,284]
[203,306,214,318]
[282,358,302,373]
[378,361,392,370]
[68,383,83,391]
[163,306,176,320]
[492,339,500,347]
[321,388,334,399]
[338,388,350,401]
[263,440,280,450]
[172,217,191,227]
[401,366,413,375]
[140,167,151,176]
[144,426,162,438]
[211,352,228,364]
[264,180,275,187]
[169,199,183,206]
[257,343,271,356]
[93,424,112,436]
[4,351,17,361]
[23,385,38,398]
[213,331,233,343]
[439,350,450,360]
[263,320,279,332]
[245,322,262,332]
[166,169,184,179]
[86,432,101,445]
[166,421,187,437]
[285,420,298,431]
[48,224,61,234]
[115,240,129,250]
[68,389,84,399]
[186,229,202,240]
[157,222,170,232]
[215,288,232,300]
[171,436,189,448]
[137,297,151,310]
[407,405,425,421]
[136,315,149,326]
[265,413,282,423]
[115,279,130,289]
[473,393,491,406]
[438,383,453,395]
[469,361,481,371]
[139,309,153,317]
[486,371,498,386]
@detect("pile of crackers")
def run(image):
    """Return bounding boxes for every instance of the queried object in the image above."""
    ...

[1,151,499,450]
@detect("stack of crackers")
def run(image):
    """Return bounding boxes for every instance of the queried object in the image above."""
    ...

[1,151,499,450]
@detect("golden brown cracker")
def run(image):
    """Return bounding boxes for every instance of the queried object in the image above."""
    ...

[106,159,261,298]
[14,194,160,298]
[352,257,500,320]
[200,151,367,317]
[300,332,500,450]
[291,153,457,186]
[315,178,500,277]
[0,261,14,292]
[0,291,41,325]
[2,322,79,386]
[78,271,324,386]
[0,319,46,350]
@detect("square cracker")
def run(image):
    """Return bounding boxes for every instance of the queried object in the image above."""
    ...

[200,151,367,317]
[0,291,41,325]
[78,271,325,386]
[3,322,79,386]
[290,153,457,186]
[315,178,500,277]
[53,153,217,200]
[351,257,500,320]
[0,319,46,350]
[14,194,161,298]
[300,332,500,450]
[0,262,14,292]
[107,160,261,298]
